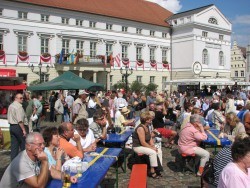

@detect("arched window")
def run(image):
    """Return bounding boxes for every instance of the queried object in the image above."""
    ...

[202,49,208,65]
[219,51,224,66]
[208,17,218,25]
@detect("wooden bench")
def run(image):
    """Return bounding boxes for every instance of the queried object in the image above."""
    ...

[128,164,147,188]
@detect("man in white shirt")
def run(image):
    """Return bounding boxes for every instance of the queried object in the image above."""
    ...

[65,91,75,122]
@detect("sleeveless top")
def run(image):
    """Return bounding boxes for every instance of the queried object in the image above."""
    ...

[132,124,151,147]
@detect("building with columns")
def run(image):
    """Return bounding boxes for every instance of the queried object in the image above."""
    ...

[0,1,232,92]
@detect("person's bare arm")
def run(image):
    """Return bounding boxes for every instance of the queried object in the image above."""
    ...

[72,134,84,155]
[24,150,49,188]
[137,127,157,151]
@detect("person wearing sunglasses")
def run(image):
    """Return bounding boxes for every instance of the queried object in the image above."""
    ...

[7,93,29,160]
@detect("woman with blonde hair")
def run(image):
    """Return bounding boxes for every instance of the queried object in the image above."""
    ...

[132,111,161,178]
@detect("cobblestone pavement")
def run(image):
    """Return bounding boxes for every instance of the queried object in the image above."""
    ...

[0,121,211,187]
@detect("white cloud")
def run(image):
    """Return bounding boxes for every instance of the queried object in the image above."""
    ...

[232,15,250,25]
[146,0,182,13]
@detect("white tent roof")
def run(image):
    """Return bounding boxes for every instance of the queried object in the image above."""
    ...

[166,78,235,86]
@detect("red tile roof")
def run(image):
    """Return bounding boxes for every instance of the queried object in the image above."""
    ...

[13,0,173,27]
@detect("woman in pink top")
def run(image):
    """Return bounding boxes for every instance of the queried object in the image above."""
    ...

[178,114,209,176]
[218,134,250,188]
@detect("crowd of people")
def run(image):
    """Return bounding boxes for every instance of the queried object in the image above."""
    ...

[0,88,250,187]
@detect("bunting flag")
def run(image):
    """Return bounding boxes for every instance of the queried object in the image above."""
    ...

[0,51,6,64]
[122,58,130,67]
[16,54,30,65]
[69,50,75,64]
[162,62,170,70]
[40,55,51,64]
[136,60,144,70]
[150,61,157,70]
[114,53,121,67]
[58,49,64,64]
[109,53,114,67]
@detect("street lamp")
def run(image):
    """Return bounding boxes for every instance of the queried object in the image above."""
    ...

[29,63,50,83]
[120,65,133,92]
[169,24,173,94]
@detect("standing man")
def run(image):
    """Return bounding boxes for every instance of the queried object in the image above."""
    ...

[0,132,49,187]
[72,90,89,124]
[65,91,74,122]
[49,91,56,122]
[7,93,28,160]
[146,91,156,107]
[33,94,43,131]
[114,92,128,111]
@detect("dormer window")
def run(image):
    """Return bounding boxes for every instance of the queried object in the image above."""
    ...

[208,17,218,25]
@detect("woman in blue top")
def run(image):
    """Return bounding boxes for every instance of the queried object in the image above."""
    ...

[43,126,66,170]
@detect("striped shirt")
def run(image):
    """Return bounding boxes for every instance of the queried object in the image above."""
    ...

[213,146,232,186]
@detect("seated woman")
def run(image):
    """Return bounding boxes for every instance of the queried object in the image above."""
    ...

[218,135,250,188]
[211,102,226,130]
[223,112,246,142]
[132,111,161,179]
[42,127,77,183]
[178,114,210,176]
[69,118,97,152]
[43,126,67,170]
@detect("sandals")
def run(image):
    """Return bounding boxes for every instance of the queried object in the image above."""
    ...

[148,172,160,179]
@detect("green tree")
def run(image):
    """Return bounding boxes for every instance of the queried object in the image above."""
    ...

[130,81,145,93]
[145,83,158,95]
[113,80,127,91]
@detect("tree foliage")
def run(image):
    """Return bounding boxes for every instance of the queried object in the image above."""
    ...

[113,80,127,91]
[145,83,158,96]
[130,81,145,93]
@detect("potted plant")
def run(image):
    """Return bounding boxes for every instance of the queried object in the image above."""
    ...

[41,52,51,57]
[162,60,169,68]
[137,59,144,64]
[150,60,156,64]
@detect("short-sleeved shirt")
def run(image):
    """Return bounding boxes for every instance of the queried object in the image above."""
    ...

[44,147,56,166]
[115,114,126,128]
[0,150,40,188]
[59,137,83,159]
[218,162,250,188]
[33,99,42,116]
[69,129,95,149]
[7,101,28,125]
[89,122,102,139]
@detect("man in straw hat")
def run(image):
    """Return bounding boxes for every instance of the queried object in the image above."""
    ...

[115,106,135,133]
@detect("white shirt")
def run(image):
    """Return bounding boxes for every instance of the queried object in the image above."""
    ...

[65,95,74,108]
[88,98,96,109]
[69,129,95,149]
[114,110,121,127]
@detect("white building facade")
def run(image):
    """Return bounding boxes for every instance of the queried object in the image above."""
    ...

[0,1,232,92]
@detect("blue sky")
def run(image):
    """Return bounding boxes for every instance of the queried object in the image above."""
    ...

[147,0,250,47]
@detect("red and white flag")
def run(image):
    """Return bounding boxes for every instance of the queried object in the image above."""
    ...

[114,53,121,67]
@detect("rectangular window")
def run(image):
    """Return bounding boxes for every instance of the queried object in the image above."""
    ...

[110,75,113,87]
[0,34,3,50]
[62,17,69,24]
[150,30,155,36]
[41,38,49,54]
[41,14,49,22]
[136,76,142,83]
[219,35,224,40]
[122,45,128,58]
[241,71,244,77]
[122,26,128,32]
[136,28,142,34]
[162,76,167,90]
[235,71,238,77]
[41,74,49,83]
[76,40,84,54]
[89,21,96,28]
[179,18,184,24]
[136,47,142,60]
[150,48,155,60]
[186,16,191,22]
[162,33,167,38]
[90,42,97,57]
[106,24,112,30]
[202,31,208,37]
[106,43,113,56]
[18,74,27,82]
[150,76,155,83]
[76,20,83,26]
[162,49,167,62]
[18,11,27,19]
[18,35,27,52]
[0,9,3,16]
[62,39,70,54]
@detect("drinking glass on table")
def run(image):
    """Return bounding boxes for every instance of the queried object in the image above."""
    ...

[61,165,71,188]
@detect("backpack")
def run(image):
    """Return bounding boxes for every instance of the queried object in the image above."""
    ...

[202,158,215,185]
